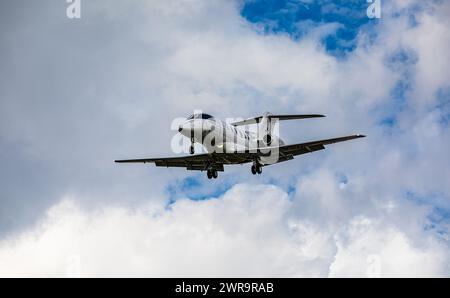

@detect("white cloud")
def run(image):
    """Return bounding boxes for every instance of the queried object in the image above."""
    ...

[0,184,448,277]
[329,216,449,277]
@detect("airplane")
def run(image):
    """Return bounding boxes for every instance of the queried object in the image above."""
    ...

[115,112,365,179]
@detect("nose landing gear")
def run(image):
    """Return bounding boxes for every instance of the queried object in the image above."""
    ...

[189,137,195,155]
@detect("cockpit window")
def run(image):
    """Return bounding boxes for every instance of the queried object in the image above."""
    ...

[201,114,213,119]
[187,113,214,120]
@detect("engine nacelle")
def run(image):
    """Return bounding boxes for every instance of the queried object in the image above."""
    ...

[258,112,274,147]
[262,134,272,146]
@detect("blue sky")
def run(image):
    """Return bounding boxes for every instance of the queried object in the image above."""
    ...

[241,0,374,57]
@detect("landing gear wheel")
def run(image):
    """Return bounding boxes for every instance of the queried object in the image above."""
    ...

[207,169,218,179]
[256,164,263,174]
[251,165,257,175]
[189,145,195,155]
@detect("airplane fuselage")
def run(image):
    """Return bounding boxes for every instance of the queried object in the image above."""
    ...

[178,117,284,154]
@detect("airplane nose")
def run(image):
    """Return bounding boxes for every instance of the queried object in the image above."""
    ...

[178,123,192,136]
[178,121,203,137]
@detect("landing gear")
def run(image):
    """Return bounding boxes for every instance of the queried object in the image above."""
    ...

[251,164,263,175]
[257,165,262,174]
[189,136,195,154]
[207,169,218,179]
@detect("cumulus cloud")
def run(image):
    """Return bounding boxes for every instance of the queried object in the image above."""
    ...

[329,217,449,277]
[0,184,448,277]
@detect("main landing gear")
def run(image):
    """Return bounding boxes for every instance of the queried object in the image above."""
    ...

[251,163,263,175]
[207,168,218,179]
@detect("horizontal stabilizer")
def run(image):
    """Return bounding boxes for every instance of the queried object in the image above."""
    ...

[231,114,325,126]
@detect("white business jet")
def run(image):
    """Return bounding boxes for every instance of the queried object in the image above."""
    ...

[115,112,365,179]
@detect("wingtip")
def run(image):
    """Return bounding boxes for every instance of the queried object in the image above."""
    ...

[356,134,366,138]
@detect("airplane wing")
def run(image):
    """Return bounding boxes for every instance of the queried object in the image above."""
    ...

[115,134,365,171]
[115,151,261,171]
[270,134,366,164]
[115,153,225,171]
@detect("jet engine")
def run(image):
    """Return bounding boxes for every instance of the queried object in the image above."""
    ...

[258,112,275,147]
